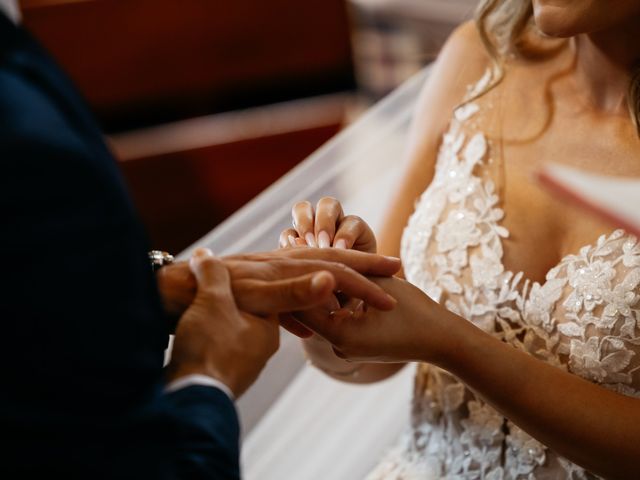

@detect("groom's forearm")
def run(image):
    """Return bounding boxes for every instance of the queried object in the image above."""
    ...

[435,313,640,479]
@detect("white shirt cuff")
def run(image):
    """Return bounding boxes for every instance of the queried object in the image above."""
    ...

[164,374,235,401]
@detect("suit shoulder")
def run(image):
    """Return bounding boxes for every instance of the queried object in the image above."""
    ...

[0,67,82,149]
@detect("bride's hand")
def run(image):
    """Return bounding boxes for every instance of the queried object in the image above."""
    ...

[294,275,458,365]
[278,197,378,336]
[279,197,377,253]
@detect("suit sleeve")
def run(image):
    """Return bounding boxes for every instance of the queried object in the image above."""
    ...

[0,128,168,415]
[163,386,242,480]
[0,60,241,479]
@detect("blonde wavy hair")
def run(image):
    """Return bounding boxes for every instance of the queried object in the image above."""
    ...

[473,0,640,136]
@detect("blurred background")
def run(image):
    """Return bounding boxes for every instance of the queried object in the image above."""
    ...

[22,0,477,253]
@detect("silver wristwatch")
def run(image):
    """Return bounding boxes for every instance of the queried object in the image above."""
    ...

[148,250,175,272]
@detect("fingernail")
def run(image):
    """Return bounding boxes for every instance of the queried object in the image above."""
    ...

[311,272,332,295]
[329,308,353,321]
[305,232,317,248]
[386,294,397,306]
[288,235,297,247]
[384,256,401,261]
[334,239,347,249]
[318,231,331,248]
[193,247,213,257]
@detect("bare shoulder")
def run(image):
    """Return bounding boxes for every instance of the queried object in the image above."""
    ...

[413,21,490,130]
[440,19,491,74]
[409,21,491,153]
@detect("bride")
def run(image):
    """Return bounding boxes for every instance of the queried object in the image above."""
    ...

[280,0,640,478]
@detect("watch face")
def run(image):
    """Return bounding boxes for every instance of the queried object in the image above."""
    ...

[149,250,174,271]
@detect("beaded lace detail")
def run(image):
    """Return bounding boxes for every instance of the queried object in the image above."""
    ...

[367,71,640,480]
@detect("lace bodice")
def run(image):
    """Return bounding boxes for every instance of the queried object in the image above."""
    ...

[367,71,640,480]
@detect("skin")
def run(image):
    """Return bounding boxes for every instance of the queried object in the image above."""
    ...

[157,248,400,321]
[286,2,640,477]
[167,249,281,397]
[166,247,401,397]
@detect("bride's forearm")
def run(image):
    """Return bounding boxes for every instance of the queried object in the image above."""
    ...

[431,310,640,479]
[304,335,406,384]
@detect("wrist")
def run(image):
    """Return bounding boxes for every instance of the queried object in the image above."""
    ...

[166,362,239,396]
[415,302,466,367]
[425,307,489,376]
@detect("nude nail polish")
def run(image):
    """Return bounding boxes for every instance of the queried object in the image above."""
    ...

[318,231,331,248]
[305,232,317,247]
[334,239,347,249]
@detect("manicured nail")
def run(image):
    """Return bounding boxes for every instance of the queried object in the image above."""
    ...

[305,232,317,247]
[288,235,297,247]
[334,239,347,249]
[318,231,331,248]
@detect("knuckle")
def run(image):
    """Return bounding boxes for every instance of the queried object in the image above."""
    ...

[344,214,364,225]
[196,288,222,307]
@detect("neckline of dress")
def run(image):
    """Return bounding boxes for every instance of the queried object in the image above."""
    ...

[453,102,626,294]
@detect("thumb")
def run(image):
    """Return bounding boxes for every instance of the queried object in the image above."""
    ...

[189,248,236,308]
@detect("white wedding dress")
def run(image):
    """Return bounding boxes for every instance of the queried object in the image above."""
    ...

[366,71,640,479]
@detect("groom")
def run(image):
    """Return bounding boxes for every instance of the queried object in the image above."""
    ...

[0,3,400,478]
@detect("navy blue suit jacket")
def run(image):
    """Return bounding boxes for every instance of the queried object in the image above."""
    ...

[0,13,240,479]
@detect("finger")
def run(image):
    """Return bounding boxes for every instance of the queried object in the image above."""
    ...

[156,261,197,314]
[279,228,298,248]
[234,271,336,315]
[265,259,396,311]
[189,250,236,308]
[293,306,353,344]
[341,297,366,314]
[291,201,316,247]
[312,266,395,311]
[333,215,376,252]
[279,313,314,338]
[275,248,401,277]
[314,197,343,248]
[323,293,341,312]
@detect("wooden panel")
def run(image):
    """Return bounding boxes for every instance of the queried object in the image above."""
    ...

[120,124,341,252]
[22,0,355,131]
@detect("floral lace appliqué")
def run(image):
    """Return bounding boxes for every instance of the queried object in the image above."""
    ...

[369,75,640,480]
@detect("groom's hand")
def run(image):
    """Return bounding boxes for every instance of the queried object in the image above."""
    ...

[157,248,400,325]
[167,249,282,397]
